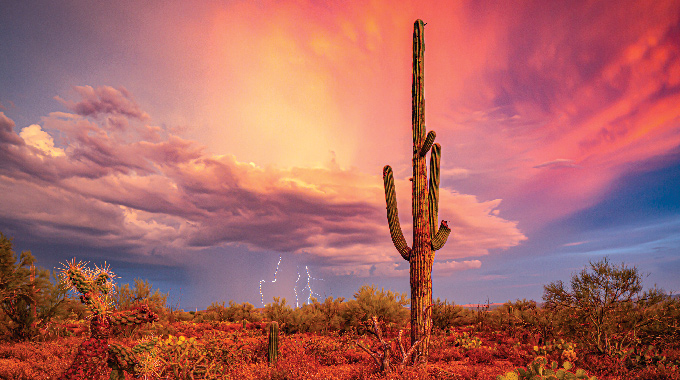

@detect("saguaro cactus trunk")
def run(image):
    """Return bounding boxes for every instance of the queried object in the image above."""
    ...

[268,321,279,364]
[383,19,451,363]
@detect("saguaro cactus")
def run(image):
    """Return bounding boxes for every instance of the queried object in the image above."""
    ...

[268,321,279,364]
[382,19,451,363]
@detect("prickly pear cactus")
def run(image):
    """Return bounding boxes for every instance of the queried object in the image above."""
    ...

[58,259,159,380]
[496,356,598,380]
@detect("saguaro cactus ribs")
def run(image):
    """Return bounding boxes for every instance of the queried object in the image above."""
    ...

[382,19,451,363]
[268,321,279,364]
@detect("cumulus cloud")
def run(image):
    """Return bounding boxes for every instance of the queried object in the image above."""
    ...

[0,87,526,276]
[19,124,65,157]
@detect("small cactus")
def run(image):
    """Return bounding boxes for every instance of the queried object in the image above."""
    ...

[108,338,159,379]
[268,321,279,364]
[57,259,159,380]
[497,356,597,380]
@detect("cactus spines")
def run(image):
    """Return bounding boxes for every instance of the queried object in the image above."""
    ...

[58,259,159,380]
[268,321,279,364]
[382,19,451,363]
[420,131,436,158]
[109,338,159,379]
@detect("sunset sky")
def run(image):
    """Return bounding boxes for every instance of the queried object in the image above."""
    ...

[1,1,679,310]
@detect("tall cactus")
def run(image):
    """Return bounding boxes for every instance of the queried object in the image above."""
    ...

[383,19,451,363]
[268,321,279,364]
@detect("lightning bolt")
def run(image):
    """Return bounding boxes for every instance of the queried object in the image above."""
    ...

[259,256,282,306]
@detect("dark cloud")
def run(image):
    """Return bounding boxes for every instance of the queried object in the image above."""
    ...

[0,112,24,145]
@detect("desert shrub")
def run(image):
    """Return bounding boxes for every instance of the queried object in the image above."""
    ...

[197,301,228,322]
[543,257,677,357]
[489,300,558,345]
[311,296,346,332]
[466,347,494,364]
[263,297,294,326]
[340,284,409,332]
[172,310,195,322]
[631,365,680,380]
[199,300,263,324]
[0,232,69,341]
[431,298,473,331]
[302,334,349,365]
[286,302,326,333]
[114,278,168,315]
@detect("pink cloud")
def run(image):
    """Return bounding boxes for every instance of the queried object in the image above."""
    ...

[55,85,149,120]
[0,112,24,146]
[0,88,525,276]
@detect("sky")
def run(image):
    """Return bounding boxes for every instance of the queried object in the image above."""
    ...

[1,0,679,311]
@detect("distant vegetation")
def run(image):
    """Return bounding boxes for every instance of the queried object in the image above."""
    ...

[1,230,679,379]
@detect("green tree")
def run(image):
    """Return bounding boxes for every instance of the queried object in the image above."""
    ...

[0,232,67,340]
[543,257,674,354]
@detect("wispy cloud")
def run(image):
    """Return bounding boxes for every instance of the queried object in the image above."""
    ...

[533,159,579,169]
[433,260,482,276]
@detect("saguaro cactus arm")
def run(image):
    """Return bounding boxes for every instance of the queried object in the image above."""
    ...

[428,143,451,251]
[432,221,450,251]
[383,165,411,261]
[419,131,436,158]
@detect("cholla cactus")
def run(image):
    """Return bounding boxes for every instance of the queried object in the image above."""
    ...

[60,259,117,316]
[108,337,161,379]
[58,259,159,380]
